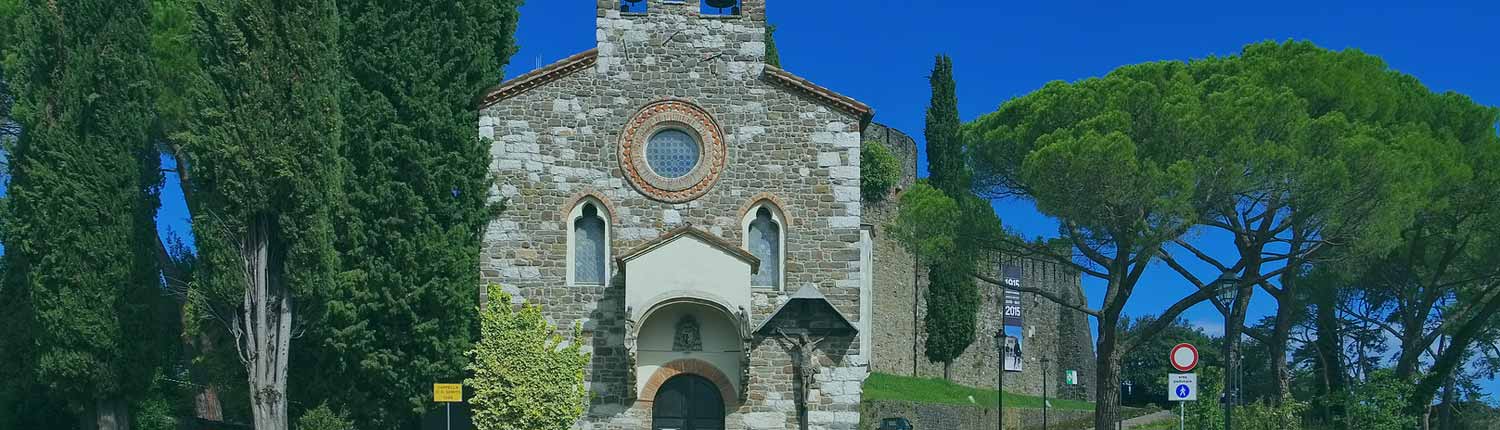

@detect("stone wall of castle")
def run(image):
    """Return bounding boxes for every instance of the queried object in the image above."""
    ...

[862,126,1096,402]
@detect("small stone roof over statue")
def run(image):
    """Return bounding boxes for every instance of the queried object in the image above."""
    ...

[754,285,859,337]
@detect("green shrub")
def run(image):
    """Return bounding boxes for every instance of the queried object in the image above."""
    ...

[1174,366,1307,430]
[1343,370,1417,430]
[861,141,902,202]
[131,395,179,430]
[1237,400,1307,430]
[296,403,353,430]
[466,290,590,430]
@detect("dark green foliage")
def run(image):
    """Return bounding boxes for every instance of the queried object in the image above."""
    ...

[922,258,977,367]
[290,0,522,427]
[1,0,17,146]
[861,141,900,202]
[764,24,781,68]
[1,0,169,424]
[180,0,342,313]
[149,0,201,136]
[1117,316,1218,408]
[924,54,967,196]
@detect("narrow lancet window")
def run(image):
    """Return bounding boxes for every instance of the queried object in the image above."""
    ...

[748,207,781,288]
[574,204,607,285]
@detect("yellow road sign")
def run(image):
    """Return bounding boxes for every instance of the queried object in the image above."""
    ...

[434,383,462,402]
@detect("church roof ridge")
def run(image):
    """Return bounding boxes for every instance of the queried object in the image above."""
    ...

[474,48,599,110]
[472,49,877,126]
[761,65,875,125]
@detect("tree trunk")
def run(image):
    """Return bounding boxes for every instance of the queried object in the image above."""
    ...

[1408,290,1500,417]
[194,384,223,421]
[1312,286,1346,426]
[96,398,131,430]
[1267,290,1296,405]
[1394,330,1426,380]
[1438,372,1455,430]
[1093,312,1122,430]
[240,215,291,430]
[943,360,952,381]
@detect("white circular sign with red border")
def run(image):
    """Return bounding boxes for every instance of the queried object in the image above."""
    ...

[1170,343,1199,372]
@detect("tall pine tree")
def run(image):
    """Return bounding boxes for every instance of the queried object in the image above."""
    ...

[287,0,521,427]
[178,0,343,428]
[1,0,168,427]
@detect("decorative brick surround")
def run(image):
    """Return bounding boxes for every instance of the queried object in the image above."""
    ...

[637,358,740,411]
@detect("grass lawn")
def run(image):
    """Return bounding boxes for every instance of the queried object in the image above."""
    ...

[862,372,1095,411]
[1134,420,1180,430]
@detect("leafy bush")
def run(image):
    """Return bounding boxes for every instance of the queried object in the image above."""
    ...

[1237,400,1307,430]
[1177,366,1307,430]
[1343,370,1417,430]
[861,141,902,202]
[131,395,179,430]
[296,403,353,430]
[467,290,590,430]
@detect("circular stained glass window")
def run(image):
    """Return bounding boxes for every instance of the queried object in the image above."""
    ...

[646,129,701,179]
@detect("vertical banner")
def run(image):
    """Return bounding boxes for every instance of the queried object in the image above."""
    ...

[1001,262,1024,372]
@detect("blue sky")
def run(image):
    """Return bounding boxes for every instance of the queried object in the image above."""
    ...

[502,0,1500,396]
[4,0,1496,402]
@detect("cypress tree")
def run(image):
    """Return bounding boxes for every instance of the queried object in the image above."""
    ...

[1,0,167,427]
[289,0,521,427]
[179,0,342,427]
[920,54,981,379]
[925,54,967,196]
[765,24,781,67]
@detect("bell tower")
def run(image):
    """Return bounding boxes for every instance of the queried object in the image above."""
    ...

[594,0,769,81]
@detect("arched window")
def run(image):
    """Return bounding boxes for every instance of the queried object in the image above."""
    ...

[619,0,646,14]
[700,0,741,16]
[743,203,783,289]
[570,201,609,286]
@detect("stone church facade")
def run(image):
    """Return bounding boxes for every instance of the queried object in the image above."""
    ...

[477,1,1093,429]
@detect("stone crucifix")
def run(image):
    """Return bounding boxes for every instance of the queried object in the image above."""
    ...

[775,328,827,430]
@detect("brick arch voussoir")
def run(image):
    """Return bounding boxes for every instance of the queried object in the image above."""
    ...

[558,190,618,228]
[737,192,793,227]
[638,358,739,412]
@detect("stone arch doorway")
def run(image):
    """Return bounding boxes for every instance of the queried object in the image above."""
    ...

[651,374,725,430]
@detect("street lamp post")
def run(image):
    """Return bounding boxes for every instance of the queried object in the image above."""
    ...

[995,329,1005,430]
[1042,357,1051,430]
[1214,278,1240,430]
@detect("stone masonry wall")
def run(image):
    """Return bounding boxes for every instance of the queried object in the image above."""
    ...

[480,1,867,429]
[862,126,1097,402]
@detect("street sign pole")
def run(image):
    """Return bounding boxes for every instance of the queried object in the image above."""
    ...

[434,383,462,430]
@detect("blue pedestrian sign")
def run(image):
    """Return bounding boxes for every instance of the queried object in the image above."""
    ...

[1168,373,1198,401]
